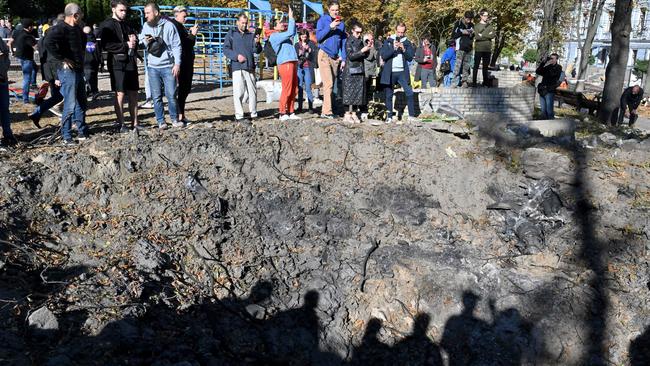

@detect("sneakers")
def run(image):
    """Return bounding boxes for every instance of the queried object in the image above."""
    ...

[360,113,369,121]
[236,117,251,123]
[158,124,168,131]
[140,100,154,109]
[62,139,77,146]
[320,114,335,119]
[342,113,354,123]
[279,114,290,121]
[29,112,42,129]
[77,134,89,141]
[171,121,186,128]
[288,113,301,120]
[385,117,393,124]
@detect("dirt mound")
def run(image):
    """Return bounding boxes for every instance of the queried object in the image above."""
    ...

[1,121,648,365]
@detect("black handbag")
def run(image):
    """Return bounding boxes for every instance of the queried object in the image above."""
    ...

[147,37,165,57]
[349,65,364,75]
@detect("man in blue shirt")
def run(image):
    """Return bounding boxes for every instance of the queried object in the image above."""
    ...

[316,1,346,119]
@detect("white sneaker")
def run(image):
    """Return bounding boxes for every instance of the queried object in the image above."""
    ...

[288,113,302,120]
[279,114,290,121]
[140,100,154,109]
[385,117,393,124]
[360,113,368,121]
[172,121,186,128]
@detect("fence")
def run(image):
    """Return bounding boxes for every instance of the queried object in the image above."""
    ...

[131,5,279,94]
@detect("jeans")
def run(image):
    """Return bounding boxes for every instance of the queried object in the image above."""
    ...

[472,51,491,86]
[452,50,472,87]
[384,71,415,118]
[539,92,555,119]
[19,58,36,103]
[148,66,178,125]
[32,84,63,119]
[58,68,88,140]
[0,82,12,139]
[297,65,314,107]
[420,68,437,88]
[443,73,453,87]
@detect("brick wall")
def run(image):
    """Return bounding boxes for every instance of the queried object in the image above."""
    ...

[475,70,527,88]
[394,84,536,123]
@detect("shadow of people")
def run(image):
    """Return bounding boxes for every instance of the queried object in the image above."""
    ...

[392,313,443,366]
[349,318,393,366]
[440,291,491,366]
[490,305,534,365]
[629,325,650,365]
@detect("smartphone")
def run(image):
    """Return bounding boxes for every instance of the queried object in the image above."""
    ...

[335,16,341,21]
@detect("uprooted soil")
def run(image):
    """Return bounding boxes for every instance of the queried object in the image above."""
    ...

[2,74,650,365]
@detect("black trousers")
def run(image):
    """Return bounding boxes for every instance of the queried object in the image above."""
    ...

[177,61,194,115]
[84,67,99,94]
[472,51,491,86]
[617,99,638,126]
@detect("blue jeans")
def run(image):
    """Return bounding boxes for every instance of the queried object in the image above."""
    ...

[384,72,415,118]
[148,66,178,125]
[19,58,36,103]
[58,68,88,140]
[539,92,555,119]
[297,66,314,107]
[31,84,63,119]
[0,82,12,139]
[443,73,453,87]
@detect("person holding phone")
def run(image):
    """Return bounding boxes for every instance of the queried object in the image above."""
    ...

[535,53,562,119]
[473,9,495,87]
[100,0,141,132]
[414,37,437,88]
[315,0,346,119]
[170,5,198,125]
[379,23,417,124]
[295,29,318,113]
[451,11,474,88]
[270,7,300,121]
[224,12,262,123]
[342,21,372,123]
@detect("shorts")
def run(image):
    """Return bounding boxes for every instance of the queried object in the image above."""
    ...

[110,68,139,92]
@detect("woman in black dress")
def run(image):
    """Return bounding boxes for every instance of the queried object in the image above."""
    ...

[343,22,373,123]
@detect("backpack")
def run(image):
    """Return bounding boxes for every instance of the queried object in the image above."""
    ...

[263,40,277,67]
[440,60,451,74]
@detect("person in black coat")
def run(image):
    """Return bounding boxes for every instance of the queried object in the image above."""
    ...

[618,85,644,126]
[535,53,563,119]
[83,26,101,98]
[342,21,372,123]
[379,23,416,123]
[171,6,198,124]
[295,29,318,113]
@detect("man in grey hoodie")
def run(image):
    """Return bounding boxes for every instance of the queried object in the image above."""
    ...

[139,3,183,129]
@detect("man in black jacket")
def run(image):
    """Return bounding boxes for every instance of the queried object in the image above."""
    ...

[535,53,562,119]
[83,26,101,99]
[45,3,89,145]
[100,0,140,132]
[29,15,65,128]
[451,11,474,88]
[379,23,417,123]
[170,6,198,124]
[13,18,37,103]
[224,13,262,122]
[618,85,644,127]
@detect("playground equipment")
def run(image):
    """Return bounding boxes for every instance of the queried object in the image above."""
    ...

[131,1,323,94]
[131,4,277,94]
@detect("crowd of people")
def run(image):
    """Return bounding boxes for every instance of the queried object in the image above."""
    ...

[0,1,642,147]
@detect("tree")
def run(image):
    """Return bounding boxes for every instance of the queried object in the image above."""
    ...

[489,0,535,66]
[576,0,606,92]
[537,0,574,59]
[598,0,633,124]
[523,48,539,63]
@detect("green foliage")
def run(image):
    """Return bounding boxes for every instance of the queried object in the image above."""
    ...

[523,48,538,62]
[588,54,596,65]
[633,59,648,78]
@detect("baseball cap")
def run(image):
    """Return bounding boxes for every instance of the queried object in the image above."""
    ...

[173,6,188,14]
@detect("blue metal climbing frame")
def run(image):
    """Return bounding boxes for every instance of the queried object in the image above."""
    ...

[131,5,280,94]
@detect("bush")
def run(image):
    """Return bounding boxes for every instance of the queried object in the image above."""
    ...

[523,49,539,63]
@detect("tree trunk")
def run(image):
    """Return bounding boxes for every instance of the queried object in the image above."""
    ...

[598,0,633,124]
[576,0,606,92]
[538,0,557,59]
[490,27,504,67]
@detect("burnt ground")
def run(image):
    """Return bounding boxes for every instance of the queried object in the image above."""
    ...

[1,69,650,365]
